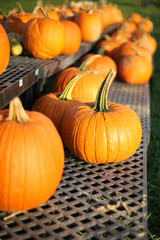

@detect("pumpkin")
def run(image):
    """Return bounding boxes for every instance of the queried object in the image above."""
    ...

[0,24,10,75]
[75,9,102,42]
[32,71,87,133]
[0,97,64,212]
[22,8,65,59]
[118,52,152,84]
[95,34,120,58]
[60,17,82,55]
[79,53,117,79]
[52,66,104,102]
[61,70,142,163]
[129,13,143,25]
[136,33,157,55]
[5,2,34,35]
[111,41,152,64]
[138,17,153,33]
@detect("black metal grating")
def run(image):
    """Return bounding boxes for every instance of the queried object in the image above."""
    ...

[0,79,149,240]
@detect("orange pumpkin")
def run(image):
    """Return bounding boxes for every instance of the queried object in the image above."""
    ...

[0,97,64,212]
[52,67,104,103]
[79,54,117,79]
[118,53,152,84]
[129,13,143,25]
[5,2,34,35]
[75,10,102,42]
[22,10,65,59]
[60,18,82,55]
[0,24,10,75]
[61,70,142,163]
[136,33,157,55]
[32,71,86,133]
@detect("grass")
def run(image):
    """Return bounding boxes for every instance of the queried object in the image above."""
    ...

[1,0,160,238]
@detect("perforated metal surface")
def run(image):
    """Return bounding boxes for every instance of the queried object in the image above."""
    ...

[0,80,149,240]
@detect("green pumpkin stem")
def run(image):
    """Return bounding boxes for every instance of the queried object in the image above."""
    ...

[97,46,108,55]
[0,9,7,19]
[58,70,94,100]
[79,54,101,71]
[6,97,30,123]
[92,69,116,112]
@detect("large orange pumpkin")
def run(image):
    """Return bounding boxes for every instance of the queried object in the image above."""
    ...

[0,97,64,212]
[0,24,10,75]
[22,11,65,59]
[61,70,142,163]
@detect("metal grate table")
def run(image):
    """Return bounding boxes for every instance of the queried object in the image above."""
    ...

[0,23,150,240]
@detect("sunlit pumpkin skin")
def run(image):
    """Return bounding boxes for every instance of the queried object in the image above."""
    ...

[22,17,65,59]
[60,19,82,55]
[61,70,142,163]
[5,3,34,35]
[0,24,10,75]
[52,67,104,102]
[118,54,152,84]
[75,10,102,42]
[0,97,64,212]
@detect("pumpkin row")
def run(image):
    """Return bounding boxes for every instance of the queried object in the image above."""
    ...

[0,68,142,213]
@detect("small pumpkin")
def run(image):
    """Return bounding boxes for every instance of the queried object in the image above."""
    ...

[61,70,142,163]
[0,97,64,212]
[75,9,102,42]
[0,24,10,75]
[118,50,152,84]
[32,71,87,133]
[5,2,34,35]
[22,8,65,59]
[78,53,117,79]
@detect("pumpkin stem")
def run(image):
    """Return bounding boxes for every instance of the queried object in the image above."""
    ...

[97,46,108,55]
[58,70,94,100]
[16,2,25,15]
[131,46,139,56]
[79,54,101,71]
[92,69,116,112]
[104,34,113,42]
[6,97,30,123]
[0,9,8,19]
[34,6,49,18]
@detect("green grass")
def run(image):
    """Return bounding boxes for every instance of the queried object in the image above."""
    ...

[1,0,160,238]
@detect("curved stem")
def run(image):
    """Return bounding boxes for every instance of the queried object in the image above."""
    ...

[16,2,25,15]
[6,97,30,123]
[58,70,94,100]
[0,9,8,19]
[79,54,101,71]
[92,69,116,112]
[97,46,108,55]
